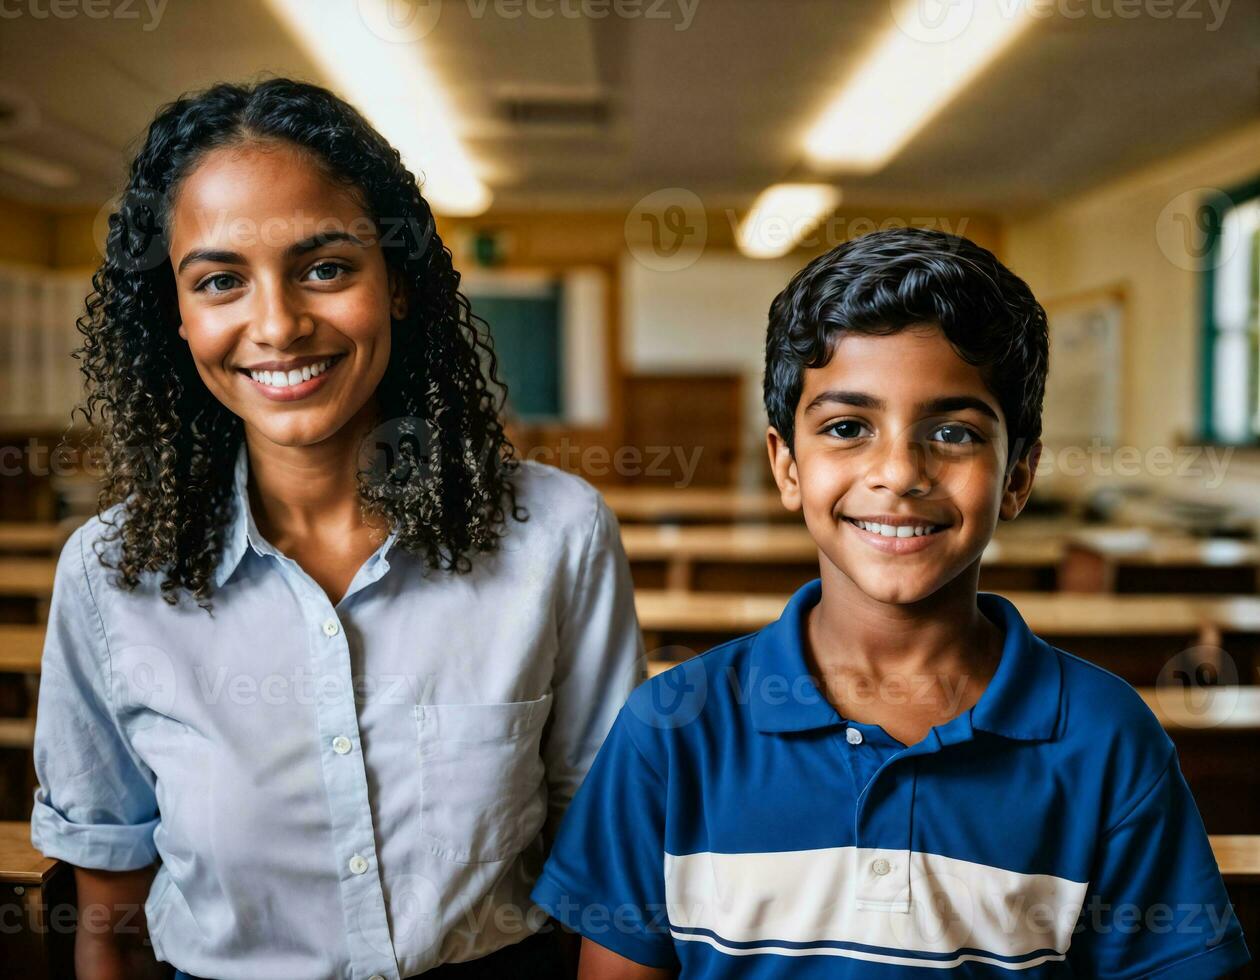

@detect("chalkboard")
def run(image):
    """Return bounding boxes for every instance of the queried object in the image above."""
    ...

[470,286,563,420]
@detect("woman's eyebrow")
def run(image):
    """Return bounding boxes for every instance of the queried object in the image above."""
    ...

[176,247,244,274]
[285,230,370,257]
[805,389,1000,422]
[175,232,370,275]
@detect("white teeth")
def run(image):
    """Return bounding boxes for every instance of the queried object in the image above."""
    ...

[852,519,941,537]
[249,357,335,388]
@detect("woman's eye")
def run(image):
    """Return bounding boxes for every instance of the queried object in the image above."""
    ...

[932,424,981,446]
[305,261,346,283]
[197,273,241,294]
[825,420,868,440]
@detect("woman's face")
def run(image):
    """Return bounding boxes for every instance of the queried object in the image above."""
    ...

[168,141,402,448]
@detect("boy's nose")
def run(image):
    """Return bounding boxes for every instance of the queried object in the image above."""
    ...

[865,437,934,497]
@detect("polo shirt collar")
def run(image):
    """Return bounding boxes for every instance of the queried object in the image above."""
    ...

[212,441,401,589]
[749,580,1062,742]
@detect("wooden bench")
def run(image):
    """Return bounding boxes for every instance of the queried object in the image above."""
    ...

[0,524,61,557]
[601,487,794,525]
[637,590,1260,686]
[1061,529,1260,595]
[0,559,54,624]
[622,525,1066,594]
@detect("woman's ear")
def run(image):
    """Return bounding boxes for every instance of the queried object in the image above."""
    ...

[388,269,408,320]
[766,426,802,512]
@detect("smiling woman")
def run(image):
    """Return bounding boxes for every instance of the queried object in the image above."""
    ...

[29,78,644,980]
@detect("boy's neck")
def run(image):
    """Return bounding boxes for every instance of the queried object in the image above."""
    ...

[806,562,1004,708]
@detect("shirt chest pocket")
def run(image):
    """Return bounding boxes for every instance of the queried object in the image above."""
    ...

[414,692,552,864]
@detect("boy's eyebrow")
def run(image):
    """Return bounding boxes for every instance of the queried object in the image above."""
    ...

[175,232,369,274]
[804,389,1000,422]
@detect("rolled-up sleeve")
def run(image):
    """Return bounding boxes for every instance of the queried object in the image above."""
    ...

[30,527,160,871]
[543,496,646,838]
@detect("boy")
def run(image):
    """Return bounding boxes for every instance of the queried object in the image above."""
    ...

[531,228,1251,977]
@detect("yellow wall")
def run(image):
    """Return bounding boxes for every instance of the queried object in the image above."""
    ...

[1004,119,1260,457]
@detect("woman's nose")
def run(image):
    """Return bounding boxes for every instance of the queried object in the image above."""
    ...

[250,281,314,348]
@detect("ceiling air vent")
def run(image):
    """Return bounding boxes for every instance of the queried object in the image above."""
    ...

[498,94,610,130]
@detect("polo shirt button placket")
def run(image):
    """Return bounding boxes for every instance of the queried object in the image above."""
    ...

[853,760,914,914]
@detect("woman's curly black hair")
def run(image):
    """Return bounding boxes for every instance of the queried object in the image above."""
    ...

[76,77,523,608]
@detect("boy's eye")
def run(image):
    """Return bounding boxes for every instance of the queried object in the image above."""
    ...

[824,420,868,440]
[304,261,347,283]
[931,424,982,446]
[195,273,242,295]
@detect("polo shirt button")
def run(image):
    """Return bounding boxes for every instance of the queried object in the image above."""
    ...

[872,858,891,876]
[348,854,368,875]
[845,728,863,745]
[322,618,340,637]
[332,735,352,755]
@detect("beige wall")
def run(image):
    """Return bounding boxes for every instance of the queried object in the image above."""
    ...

[1002,119,1260,516]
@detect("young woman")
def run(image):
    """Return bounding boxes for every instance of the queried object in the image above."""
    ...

[30,78,644,980]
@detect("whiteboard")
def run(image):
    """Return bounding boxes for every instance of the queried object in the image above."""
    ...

[1043,289,1124,449]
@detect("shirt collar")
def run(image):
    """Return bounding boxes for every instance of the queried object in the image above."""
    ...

[749,580,1062,742]
[212,441,400,590]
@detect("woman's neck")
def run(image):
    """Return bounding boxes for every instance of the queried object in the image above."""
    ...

[242,403,380,545]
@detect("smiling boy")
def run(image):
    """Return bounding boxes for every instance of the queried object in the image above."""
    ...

[531,228,1250,978]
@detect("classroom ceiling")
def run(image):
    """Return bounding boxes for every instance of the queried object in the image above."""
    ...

[0,0,1256,217]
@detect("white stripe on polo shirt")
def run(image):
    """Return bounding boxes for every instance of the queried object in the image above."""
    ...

[664,846,1087,969]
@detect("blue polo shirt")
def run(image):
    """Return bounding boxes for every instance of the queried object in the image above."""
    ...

[532,581,1251,977]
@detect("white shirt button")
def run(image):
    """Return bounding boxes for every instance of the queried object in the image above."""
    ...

[845,728,864,745]
[872,858,891,876]
[348,854,368,875]
[322,618,340,637]
[331,735,352,755]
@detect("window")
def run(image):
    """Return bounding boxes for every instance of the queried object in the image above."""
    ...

[1202,179,1260,444]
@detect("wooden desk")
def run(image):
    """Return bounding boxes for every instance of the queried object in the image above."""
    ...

[0,524,60,557]
[601,488,793,525]
[1061,530,1260,595]
[0,821,76,979]
[0,560,54,624]
[623,526,1064,594]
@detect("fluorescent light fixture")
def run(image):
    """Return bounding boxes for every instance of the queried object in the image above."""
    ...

[805,0,1036,172]
[737,183,841,259]
[264,0,491,215]
[0,146,78,189]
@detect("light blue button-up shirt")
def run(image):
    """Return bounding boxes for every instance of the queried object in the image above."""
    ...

[31,445,645,979]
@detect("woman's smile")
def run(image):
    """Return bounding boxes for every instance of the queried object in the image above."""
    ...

[237,352,347,402]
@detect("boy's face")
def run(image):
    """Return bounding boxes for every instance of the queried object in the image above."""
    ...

[767,323,1040,606]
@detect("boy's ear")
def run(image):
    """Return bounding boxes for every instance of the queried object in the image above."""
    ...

[766,426,802,512]
[999,438,1042,521]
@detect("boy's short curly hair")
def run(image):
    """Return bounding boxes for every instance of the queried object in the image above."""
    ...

[763,227,1049,471]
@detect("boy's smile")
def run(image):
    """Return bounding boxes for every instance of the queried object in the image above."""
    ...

[768,322,1040,607]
